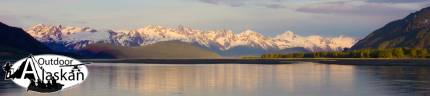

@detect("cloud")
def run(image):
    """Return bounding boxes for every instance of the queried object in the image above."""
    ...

[197,0,286,9]
[199,0,245,7]
[366,0,428,3]
[262,3,286,9]
[296,1,419,16]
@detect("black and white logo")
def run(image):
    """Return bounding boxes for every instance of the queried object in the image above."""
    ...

[2,54,89,93]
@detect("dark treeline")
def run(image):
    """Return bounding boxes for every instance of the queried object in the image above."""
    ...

[261,48,430,58]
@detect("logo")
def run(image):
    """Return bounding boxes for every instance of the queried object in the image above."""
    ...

[2,54,89,93]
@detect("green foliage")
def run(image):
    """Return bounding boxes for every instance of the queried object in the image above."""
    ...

[417,48,428,58]
[393,48,405,58]
[261,48,430,58]
[241,56,260,59]
[377,49,393,58]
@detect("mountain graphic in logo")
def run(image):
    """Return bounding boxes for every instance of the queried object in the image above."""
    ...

[2,54,89,93]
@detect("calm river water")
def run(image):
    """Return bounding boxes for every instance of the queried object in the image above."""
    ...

[1,62,430,96]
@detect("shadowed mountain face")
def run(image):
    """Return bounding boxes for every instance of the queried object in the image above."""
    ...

[352,6,430,50]
[206,45,310,57]
[0,22,51,56]
[80,41,220,59]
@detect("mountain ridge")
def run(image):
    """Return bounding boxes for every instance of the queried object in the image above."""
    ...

[80,41,220,59]
[26,24,357,56]
[0,22,52,55]
[352,6,430,49]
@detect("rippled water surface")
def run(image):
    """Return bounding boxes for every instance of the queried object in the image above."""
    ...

[1,62,430,96]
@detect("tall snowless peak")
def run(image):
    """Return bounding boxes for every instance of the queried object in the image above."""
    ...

[352,6,430,49]
[26,24,357,53]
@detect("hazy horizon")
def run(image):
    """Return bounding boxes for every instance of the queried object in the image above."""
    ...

[1,0,430,38]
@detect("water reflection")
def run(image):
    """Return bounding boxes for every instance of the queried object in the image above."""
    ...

[357,66,430,96]
[0,62,430,96]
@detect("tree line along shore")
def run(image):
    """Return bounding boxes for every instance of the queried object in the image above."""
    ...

[257,48,430,59]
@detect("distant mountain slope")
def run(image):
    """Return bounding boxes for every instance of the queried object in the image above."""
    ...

[81,41,220,59]
[0,22,51,57]
[26,24,356,57]
[352,6,430,49]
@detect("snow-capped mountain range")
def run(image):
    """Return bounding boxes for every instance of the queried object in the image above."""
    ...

[26,24,357,55]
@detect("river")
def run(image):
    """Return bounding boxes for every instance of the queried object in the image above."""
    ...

[1,62,429,96]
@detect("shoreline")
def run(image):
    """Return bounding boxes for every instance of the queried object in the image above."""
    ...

[80,58,430,66]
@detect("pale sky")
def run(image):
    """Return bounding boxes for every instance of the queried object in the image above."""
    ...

[1,0,429,38]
